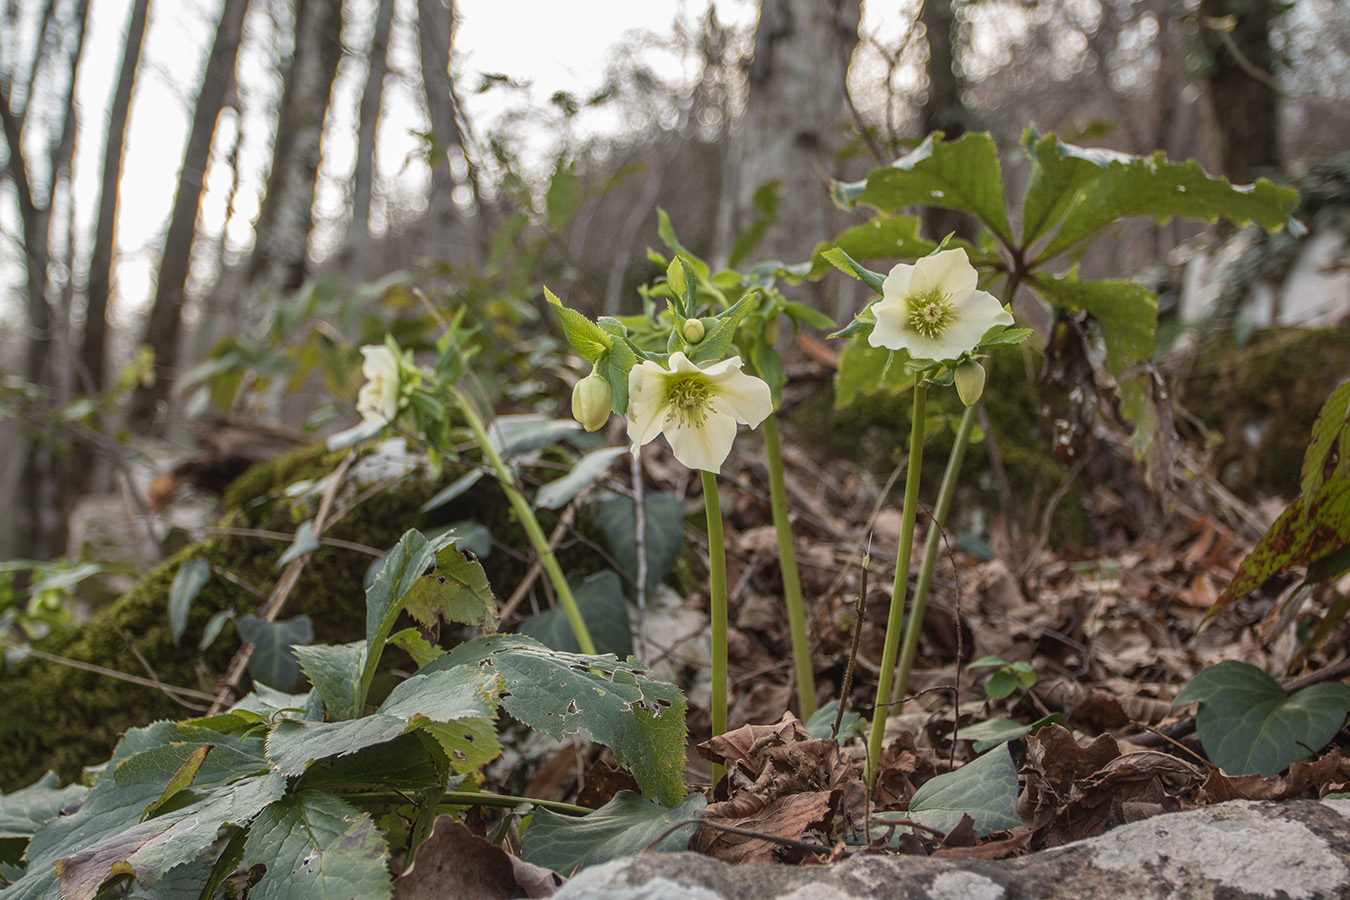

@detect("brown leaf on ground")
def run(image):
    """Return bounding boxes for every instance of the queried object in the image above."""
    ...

[392,816,561,899]
[931,829,1033,860]
[695,713,868,863]
[874,731,944,809]
[1200,747,1350,802]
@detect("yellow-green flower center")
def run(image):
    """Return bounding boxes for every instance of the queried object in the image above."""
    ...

[666,376,712,427]
[907,288,956,339]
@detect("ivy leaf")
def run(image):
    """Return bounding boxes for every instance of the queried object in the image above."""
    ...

[401,540,496,634]
[950,714,1067,753]
[518,570,631,657]
[1174,660,1350,776]
[594,494,685,597]
[904,743,1021,837]
[1022,130,1299,260]
[434,635,687,806]
[238,615,313,691]
[242,792,392,900]
[1214,381,1350,611]
[276,520,319,568]
[837,133,1014,246]
[521,791,706,875]
[167,557,210,646]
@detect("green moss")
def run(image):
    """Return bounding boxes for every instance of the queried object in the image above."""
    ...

[1180,328,1350,499]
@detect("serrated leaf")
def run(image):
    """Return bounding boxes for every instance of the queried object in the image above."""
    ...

[593,494,685,597]
[238,615,313,690]
[0,773,87,842]
[686,294,754,364]
[1028,273,1158,376]
[294,642,366,721]
[296,732,452,793]
[434,635,687,806]
[535,447,626,509]
[167,557,210,646]
[905,744,1021,837]
[1173,660,1350,776]
[1216,382,1350,610]
[362,529,455,689]
[1023,131,1299,259]
[521,791,706,874]
[242,792,391,900]
[518,570,631,657]
[801,215,934,282]
[401,541,496,634]
[841,133,1014,245]
[545,288,611,362]
[820,247,886,295]
[386,628,445,668]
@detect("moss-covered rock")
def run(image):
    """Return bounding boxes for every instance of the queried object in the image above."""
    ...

[1180,327,1350,499]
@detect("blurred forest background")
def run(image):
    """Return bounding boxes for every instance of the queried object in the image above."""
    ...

[2,0,1348,567]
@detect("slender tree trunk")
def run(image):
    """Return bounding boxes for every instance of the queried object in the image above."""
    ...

[129,0,249,425]
[341,0,394,275]
[715,0,860,296]
[82,0,148,398]
[919,0,963,138]
[1198,0,1280,181]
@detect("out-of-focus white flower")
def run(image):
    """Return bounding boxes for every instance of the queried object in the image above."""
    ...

[571,371,613,432]
[356,345,403,424]
[868,249,1013,363]
[627,351,772,473]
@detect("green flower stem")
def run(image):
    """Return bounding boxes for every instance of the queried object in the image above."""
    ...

[866,376,927,786]
[451,388,598,656]
[890,396,979,710]
[762,415,816,718]
[702,468,728,785]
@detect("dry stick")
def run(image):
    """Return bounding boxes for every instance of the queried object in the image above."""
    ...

[208,450,357,714]
[0,638,217,705]
[108,620,208,712]
[643,818,834,857]
[833,545,869,739]
[632,448,650,661]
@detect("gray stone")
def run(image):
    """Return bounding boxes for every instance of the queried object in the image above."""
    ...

[553,800,1350,900]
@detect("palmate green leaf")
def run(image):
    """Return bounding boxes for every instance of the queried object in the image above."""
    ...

[1216,381,1350,610]
[434,635,688,806]
[518,570,631,657]
[1026,273,1158,377]
[594,493,685,597]
[521,791,706,875]
[294,642,365,721]
[905,743,1021,837]
[1174,660,1350,776]
[242,792,391,900]
[838,133,1014,246]
[238,615,313,690]
[401,541,496,634]
[1022,130,1299,260]
[296,732,452,793]
[799,215,934,282]
[267,664,502,776]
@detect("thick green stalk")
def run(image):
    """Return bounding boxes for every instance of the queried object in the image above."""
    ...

[702,469,728,784]
[866,378,927,786]
[451,389,597,655]
[890,398,979,709]
[762,415,815,718]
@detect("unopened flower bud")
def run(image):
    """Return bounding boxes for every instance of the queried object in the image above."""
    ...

[571,371,612,432]
[682,318,706,343]
[954,359,986,407]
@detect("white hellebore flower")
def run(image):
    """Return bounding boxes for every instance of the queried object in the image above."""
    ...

[356,344,403,424]
[627,351,773,473]
[868,248,1013,363]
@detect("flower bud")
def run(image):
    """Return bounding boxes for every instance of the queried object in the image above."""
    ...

[571,371,612,432]
[954,359,986,407]
[681,318,706,343]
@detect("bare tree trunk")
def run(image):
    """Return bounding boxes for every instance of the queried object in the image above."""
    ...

[1198,0,1281,182]
[82,0,148,399]
[341,0,394,275]
[128,0,249,425]
[919,0,964,138]
[715,0,860,310]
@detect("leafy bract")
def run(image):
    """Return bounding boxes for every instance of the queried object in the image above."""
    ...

[836,133,1013,246]
[434,635,688,806]
[905,743,1021,837]
[521,791,706,875]
[1214,381,1350,611]
[242,792,391,900]
[1173,660,1350,776]
[1022,130,1299,260]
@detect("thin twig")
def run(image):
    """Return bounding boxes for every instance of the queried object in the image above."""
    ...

[643,818,832,857]
[1,638,217,705]
[834,540,870,739]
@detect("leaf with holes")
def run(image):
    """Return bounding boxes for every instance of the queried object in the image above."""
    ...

[1173,660,1350,776]
[433,635,687,806]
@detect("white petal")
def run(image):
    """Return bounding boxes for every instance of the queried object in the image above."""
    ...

[868,299,913,351]
[666,407,737,472]
[712,371,773,426]
[910,249,977,297]
[954,289,1015,329]
[626,361,670,446]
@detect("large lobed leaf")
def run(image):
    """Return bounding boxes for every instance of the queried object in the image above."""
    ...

[433,635,688,806]
[242,792,391,900]
[1026,273,1159,377]
[1022,131,1299,260]
[1174,660,1350,776]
